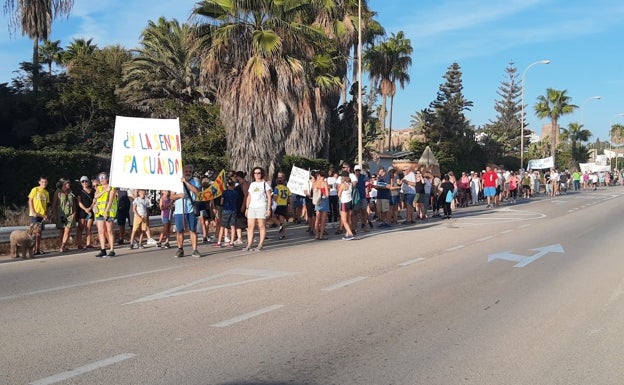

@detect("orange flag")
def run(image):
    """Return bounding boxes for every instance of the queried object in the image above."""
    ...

[200,169,227,201]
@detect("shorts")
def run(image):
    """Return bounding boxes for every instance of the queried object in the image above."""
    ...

[247,206,268,219]
[174,213,197,232]
[403,193,415,205]
[30,216,46,231]
[340,201,353,212]
[377,198,389,213]
[95,215,116,222]
[161,215,171,224]
[484,187,496,197]
[117,208,131,227]
[315,197,330,212]
[294,195,306,208]
[274,205,288,217]
[353,198,368,211]
[416,193,426,204]
[390,195,400,206]
[132,216,148,232]
[221,210,236,228]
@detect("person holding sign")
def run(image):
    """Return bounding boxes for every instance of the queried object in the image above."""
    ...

[171,164,201,258]
[244,166,272,251]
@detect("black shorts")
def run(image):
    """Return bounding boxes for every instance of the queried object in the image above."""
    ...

[117,208,131,227]
[274,205,288,217]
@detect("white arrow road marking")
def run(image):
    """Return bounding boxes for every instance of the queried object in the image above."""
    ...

[126,269,298,304]
[488,244,564,267]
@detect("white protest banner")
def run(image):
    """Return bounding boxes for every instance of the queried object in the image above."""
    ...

[527,156,554,170]
[287,165,310,196]
[110,116,183,192]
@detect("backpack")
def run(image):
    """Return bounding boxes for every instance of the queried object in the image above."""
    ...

[352,187,361,206]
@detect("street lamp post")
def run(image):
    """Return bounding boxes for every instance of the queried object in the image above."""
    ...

[581,96,601,129]
[357,0,363,167]
[520,59,550,170]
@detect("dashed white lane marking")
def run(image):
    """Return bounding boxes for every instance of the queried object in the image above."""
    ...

[321,276,368,291]
[212,305,283,327]
[475,236,494,242]
[518,224,530,229]
[399,257,426,266]
[500,230,513,234]
[30,353,136,385]
[446,245,465,251]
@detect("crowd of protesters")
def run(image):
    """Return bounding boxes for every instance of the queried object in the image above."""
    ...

[24,163,624,258]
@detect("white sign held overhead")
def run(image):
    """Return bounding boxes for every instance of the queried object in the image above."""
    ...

[287,165,311,196]
[488,244,564,267]
[527,156,554,170]
[110,116,183,192]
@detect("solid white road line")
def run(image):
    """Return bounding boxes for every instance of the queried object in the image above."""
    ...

[211,305,283,327]
[446,245,465,252]
[30,353,136,385]
[475,236,494,242]
[321,276,368,292]
[399,257,426,266]
[500,229,514,234]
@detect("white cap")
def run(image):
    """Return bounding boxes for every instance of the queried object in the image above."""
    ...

[354,165,362,171]
[79,176,89,182]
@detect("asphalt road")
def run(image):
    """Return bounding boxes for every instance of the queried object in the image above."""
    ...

[1,188,623,385]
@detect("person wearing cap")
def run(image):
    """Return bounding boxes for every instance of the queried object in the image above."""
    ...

[387,167,401,224]
[76,176,95,249]
[352,164,372,232]
[51,178,77,252]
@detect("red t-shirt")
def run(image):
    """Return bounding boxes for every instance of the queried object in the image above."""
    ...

[483,171,498,188]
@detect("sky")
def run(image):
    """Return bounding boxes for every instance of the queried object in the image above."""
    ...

[1,0,623,143]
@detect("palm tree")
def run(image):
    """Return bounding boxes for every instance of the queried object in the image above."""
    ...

[38,39,63,74]
[611,123,624,146]
[364,31,412,151]
[192,0,341,176]
[560,122,592,164]
[62,38,97,71]
[534,88,578,160]
[118,17,205,116]
[3,0,74,93]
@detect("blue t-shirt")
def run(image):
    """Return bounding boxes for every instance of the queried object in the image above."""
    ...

[357,174,368,198]
[174,178,201,214]
[377,174,391,199]
[222,189,238,212]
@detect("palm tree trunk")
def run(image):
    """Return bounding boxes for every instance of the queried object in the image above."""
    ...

[32,38,39,94]
[388,93,395,150]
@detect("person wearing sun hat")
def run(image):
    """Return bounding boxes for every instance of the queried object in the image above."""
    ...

[76,176,96,249]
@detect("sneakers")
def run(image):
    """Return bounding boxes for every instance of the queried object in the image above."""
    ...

[233,239,243,246]
[202,237,208,244]
[242,246,253,252]
[207,236,216,243]
[138,244,145,249]
[107,251,116,257]
[212,243,222,248]
[342,235,354,241]
[175,248,184,258]
[146,238,157,245]
[95,250,107,258]
[156,242,161,248]
[224,236,231,243]
[192,249,201,258]
[130,244,136,250]
[163,243,171,249]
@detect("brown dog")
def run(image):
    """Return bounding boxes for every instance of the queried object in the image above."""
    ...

[9,222,42,259]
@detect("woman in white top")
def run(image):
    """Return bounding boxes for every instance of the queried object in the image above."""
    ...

[244,166,273,251]
[337,171,354,240]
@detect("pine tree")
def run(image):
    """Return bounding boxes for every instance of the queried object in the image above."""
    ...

[482,62,523,160]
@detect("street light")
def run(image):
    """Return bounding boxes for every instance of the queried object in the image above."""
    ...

[357,0,363,167]
[520,59,550,170]
[581,96,601,129]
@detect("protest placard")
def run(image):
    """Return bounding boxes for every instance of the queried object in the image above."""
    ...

[109,116,183,192]
[287,165,310,196]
